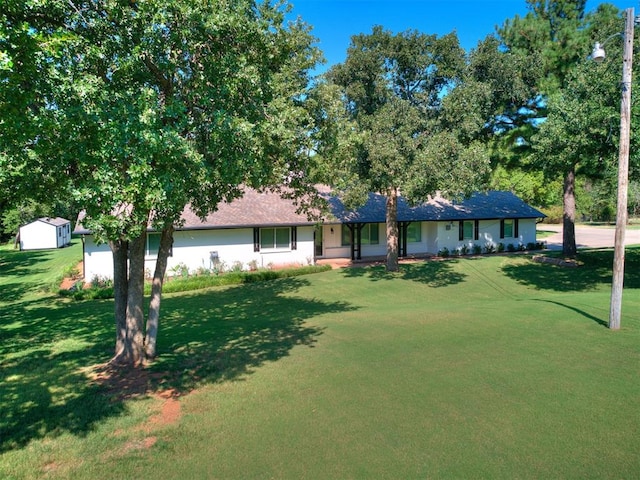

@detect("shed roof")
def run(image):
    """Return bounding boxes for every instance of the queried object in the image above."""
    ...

[25,217,70,228]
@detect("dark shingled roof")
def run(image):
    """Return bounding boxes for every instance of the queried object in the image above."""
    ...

[74,188,544,234]
[326,191,545,223]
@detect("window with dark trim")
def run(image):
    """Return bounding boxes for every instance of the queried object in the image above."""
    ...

[146,232,172,257]
[500,219,519,239]
[459,220,478,241]
[260,227,291,250]
[342,224,379,246]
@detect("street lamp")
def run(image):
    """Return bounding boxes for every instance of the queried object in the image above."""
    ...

[591,8,637,329]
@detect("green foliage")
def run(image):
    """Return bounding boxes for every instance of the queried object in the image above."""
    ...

[322,26,490,202]
[1,0,323,362]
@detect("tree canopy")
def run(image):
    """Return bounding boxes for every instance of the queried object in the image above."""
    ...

[0,0,321,365]
[321,26,490,271]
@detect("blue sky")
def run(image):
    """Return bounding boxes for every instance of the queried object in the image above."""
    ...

[287,0,631,73]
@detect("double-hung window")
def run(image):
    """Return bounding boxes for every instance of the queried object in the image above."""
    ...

[260,227,291,250]
[459,220,479,241]
[254,227,296,251]
[146,232,173,257]
[407,222,422,243]
[500,219,519,239]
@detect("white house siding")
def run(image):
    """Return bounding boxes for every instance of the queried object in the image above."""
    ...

[82,226,316,281]
[319,219,540,260]
[20,220,71,250]
[434,218,539,254]
[162,227,315,275]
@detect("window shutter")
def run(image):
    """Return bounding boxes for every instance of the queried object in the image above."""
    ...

[474,220,479,241]
[253,228,260,252]
[458,221,464,241]
[514,219,519,238]
[500,219,505,239]
[291,227,297,250]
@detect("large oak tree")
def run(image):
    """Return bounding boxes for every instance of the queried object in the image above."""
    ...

[0,0,321,365]
[322,27,490,272]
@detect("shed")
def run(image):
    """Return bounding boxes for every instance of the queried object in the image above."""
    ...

[19,217,72,250]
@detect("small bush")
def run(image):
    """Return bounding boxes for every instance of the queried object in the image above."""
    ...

[64,264,332,300]
[526,242,536,251]
[438,247,450,258]
[484,243,496,254]
[461,244,469,255]
[472,244,482,255]
[497,242,505,253]
[507,243,516,252]
[91,275,113,288]
[170,262,190,278]
[231,261,244,272]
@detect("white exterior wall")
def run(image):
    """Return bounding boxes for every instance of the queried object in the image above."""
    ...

[319,219,540,259]
[83,238,114,280]
[20,220,71,250]
[82,226,316,281]
[161,227,315,275]
[434,218,539,254]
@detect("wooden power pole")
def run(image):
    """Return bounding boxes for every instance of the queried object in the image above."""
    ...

[609,8,635,330]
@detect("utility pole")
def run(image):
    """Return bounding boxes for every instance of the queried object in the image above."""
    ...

[609,8,634,329]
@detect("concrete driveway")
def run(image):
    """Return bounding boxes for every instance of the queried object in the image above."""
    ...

[538,224,640,250]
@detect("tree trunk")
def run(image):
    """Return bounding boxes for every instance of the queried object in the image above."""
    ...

[110,239,129,363]
[563,166,577,258]
[124,232,147,366]
[145,224,174,360]
[386,190,399,272]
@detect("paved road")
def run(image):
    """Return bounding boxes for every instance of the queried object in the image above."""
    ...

[538,224,640,250]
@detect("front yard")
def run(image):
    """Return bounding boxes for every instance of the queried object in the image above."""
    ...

[1,243,639,478]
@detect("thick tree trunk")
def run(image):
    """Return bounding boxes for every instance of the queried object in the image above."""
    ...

[145,225,174,360]
[128,233,147,365]
[563,167,577,258]
[120,232,147,366]
[386,190,399,272]
[110,239,129,363]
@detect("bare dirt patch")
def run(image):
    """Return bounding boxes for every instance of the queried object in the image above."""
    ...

[148,389,181,428]
[59,261,83,289]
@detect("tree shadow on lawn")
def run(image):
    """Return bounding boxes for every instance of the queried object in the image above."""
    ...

[0,281,45,303]
[0,277,354,452]
[143,277,354,392]
[533,299,608,327]
[339,259,466,287]
[501,247,640,292]
[0,248,50,278]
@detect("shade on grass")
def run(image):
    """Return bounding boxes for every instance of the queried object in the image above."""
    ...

[0,245,639,479]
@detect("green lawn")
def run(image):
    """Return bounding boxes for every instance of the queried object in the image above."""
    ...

[1,244,639,479]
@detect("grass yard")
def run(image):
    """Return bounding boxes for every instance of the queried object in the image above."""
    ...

[1,243,639,479]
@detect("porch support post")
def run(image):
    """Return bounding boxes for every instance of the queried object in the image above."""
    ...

[348,224,356,260]
[355,223,364,260]
[399,222,410,258]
